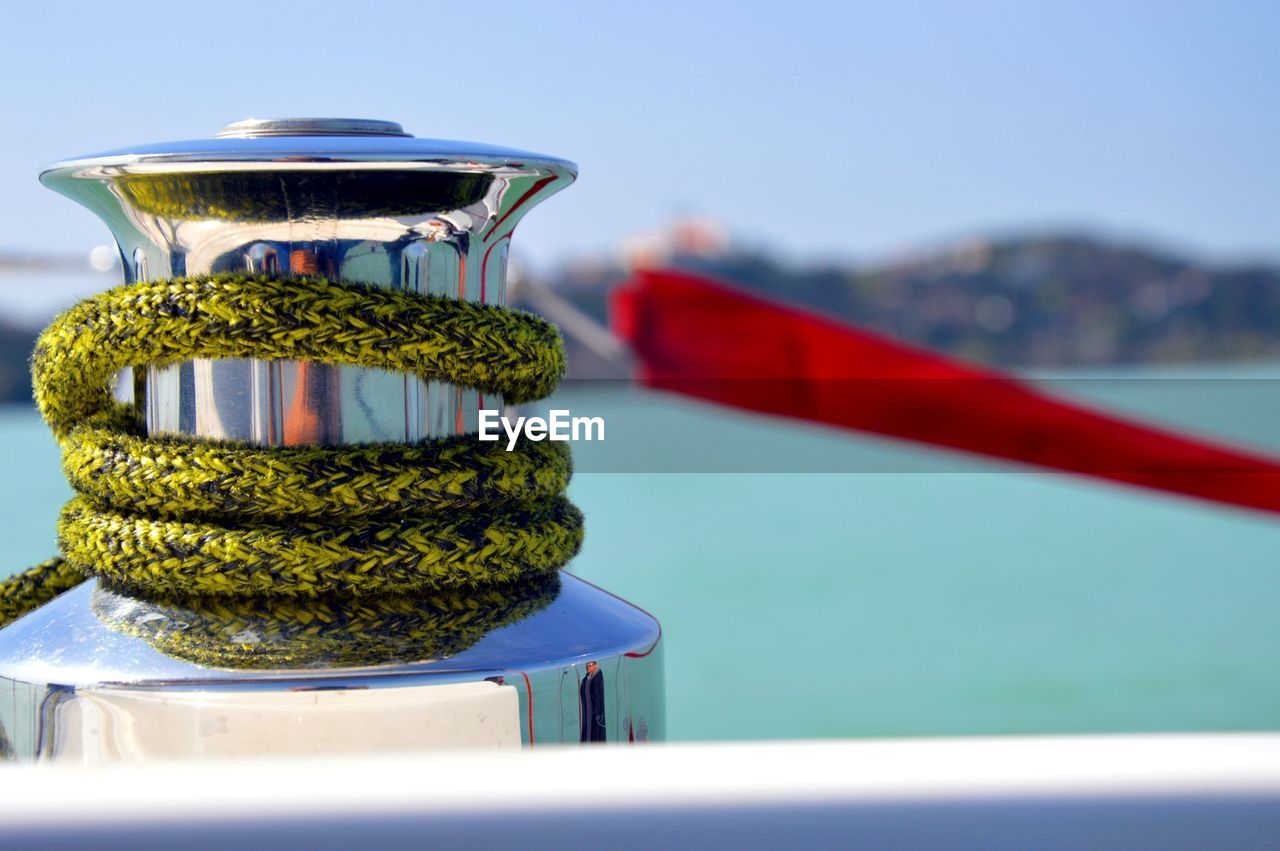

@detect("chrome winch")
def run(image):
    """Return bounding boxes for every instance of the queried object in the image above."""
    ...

[0,118,663,760]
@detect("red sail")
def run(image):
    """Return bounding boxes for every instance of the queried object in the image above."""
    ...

[612,267,1280,516]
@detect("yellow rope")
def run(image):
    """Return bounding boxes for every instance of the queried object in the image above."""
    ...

[0,274,582,628]
[91,575,561,670]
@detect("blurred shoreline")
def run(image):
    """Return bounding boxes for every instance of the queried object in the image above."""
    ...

[3,229,1280,403]
[534,227,1280,382]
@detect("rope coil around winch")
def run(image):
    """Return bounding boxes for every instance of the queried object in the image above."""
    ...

[0,273,583,628]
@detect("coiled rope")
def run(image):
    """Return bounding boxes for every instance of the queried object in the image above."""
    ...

[91,576,562,670]
[0,273,583,629]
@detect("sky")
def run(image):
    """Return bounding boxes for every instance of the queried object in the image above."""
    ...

[0,0,1277,283]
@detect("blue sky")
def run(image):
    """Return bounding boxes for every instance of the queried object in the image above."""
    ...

[2,0,1276,273]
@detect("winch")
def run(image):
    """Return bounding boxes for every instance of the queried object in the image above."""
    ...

[0,118,663,760]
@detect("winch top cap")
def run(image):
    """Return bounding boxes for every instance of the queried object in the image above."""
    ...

[216,118,411,138]
[39,116,577,178]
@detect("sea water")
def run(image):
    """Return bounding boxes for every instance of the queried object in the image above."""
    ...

[3,369,1279,742]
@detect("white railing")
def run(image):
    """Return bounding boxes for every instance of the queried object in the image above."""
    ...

[3,734,1279,848]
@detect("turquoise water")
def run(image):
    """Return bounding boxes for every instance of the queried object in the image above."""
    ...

[3,374,1280,741]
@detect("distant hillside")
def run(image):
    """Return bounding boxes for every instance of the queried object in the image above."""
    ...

[528,234,1280,376]
[1,234,1277,405]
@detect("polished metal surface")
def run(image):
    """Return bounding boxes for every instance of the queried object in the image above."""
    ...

[40,118,577,443]
[0,574,659,686]
[0,119,663,761]
[217,117,410,138]
[0,573,664,757]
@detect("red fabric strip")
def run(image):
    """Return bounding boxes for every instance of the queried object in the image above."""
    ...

[612,267,1280,515]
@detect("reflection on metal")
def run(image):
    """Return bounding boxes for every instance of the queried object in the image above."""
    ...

[51,680,524,758]
[0,573,664,759]
[0,119,664,760]
[217,117,411,138]
[39,116,578,444]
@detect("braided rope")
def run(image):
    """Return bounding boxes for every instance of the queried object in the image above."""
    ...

[91,576,561,670]
[0,274,582,629]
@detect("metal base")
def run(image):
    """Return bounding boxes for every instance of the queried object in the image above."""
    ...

[0,573,663,760]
